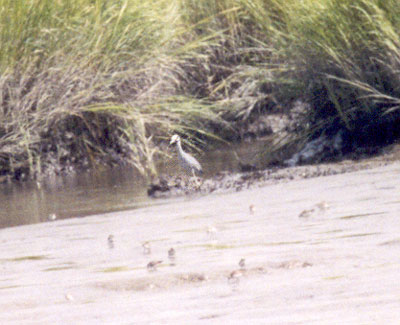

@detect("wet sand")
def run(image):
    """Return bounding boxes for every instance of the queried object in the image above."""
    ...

[1,161,400,324]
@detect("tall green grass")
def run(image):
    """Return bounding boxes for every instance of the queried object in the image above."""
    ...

[0,0,228,179]
[275,0,400,145]
[1,0,400,180]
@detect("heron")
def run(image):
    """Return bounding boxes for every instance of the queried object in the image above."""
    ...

[169,134,203,179]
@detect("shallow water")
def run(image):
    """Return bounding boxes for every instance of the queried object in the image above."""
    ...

[0,162,399,324]
[0,140,267,229]
[0,168,146,229]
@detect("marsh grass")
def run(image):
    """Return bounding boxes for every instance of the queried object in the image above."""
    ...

[277,0,400,144]
[0,0,232,179]
[1,0,400,180]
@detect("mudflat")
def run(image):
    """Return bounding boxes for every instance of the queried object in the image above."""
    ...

[1,161,400,324]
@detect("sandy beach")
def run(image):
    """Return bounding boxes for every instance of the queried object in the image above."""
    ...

[1,161,400,324]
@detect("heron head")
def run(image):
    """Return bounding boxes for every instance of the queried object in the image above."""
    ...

[169,134,180,145]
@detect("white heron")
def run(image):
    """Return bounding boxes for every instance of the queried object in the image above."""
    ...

[169,134,203,178]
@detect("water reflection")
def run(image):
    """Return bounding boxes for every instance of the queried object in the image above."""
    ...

[0,139,269,229]
[0,167,148,229]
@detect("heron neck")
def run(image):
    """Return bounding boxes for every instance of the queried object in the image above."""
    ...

[176,141,184,154]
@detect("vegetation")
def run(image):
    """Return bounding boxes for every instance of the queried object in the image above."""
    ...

[1,0,400,180]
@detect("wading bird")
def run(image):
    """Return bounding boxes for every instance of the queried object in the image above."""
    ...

[239,258,246,269]
[227,269,244,288]
[147,260,162,272]
[142,241,151,255]
[107,234,114,249]
[168,247,176,266]
[170,134,203,178]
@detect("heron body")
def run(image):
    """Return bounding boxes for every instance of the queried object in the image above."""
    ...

[170,134,203,177]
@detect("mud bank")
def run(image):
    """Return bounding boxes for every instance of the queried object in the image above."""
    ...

[148,144,400,198]
[1,156,400,324]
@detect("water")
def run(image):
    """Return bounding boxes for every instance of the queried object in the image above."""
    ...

[0,140,268,229]
[0,168,148,229]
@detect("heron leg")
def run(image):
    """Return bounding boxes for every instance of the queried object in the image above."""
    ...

[191,170,202,189]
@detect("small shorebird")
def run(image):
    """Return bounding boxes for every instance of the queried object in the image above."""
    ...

[142,242,151,255]
[315,201,329,211]
[227,270,244,287]
[147,260,162,272]
[168,247,176,264]
[107,235,114,249]
[299,201,330,218]
[206,225,218,239]
[298,208,315,218]
[239,258,246,269]
[64,293,74,302]
[249,204,255,215]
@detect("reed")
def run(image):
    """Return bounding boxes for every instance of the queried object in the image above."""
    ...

[276,0,400,145]
[1,0,400,179]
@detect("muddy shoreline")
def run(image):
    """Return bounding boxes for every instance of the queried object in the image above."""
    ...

[148,143,400,198]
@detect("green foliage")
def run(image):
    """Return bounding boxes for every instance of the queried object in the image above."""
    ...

[279,0,400,134]
[1,0,400,179]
